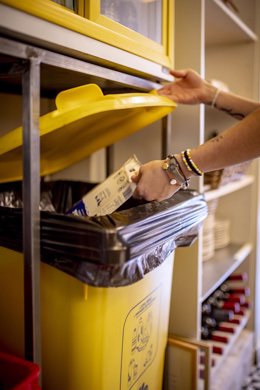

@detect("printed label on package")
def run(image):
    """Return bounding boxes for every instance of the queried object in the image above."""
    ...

[66,154,141,216]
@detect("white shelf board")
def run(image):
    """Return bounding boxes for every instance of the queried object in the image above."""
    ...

[205,0,258,46]
[201,242,253,302]
[203,175,254,202]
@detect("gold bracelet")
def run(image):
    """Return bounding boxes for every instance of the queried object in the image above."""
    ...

[181,150,192,173]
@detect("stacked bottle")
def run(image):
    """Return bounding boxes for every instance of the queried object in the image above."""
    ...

[201,272,251,354]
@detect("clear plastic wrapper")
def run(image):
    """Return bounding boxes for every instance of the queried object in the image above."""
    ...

[0,180,208,287]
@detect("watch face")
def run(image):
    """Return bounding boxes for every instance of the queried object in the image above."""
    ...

[169,160,178,170]
[167,157,190,189]
[168,158,185,184]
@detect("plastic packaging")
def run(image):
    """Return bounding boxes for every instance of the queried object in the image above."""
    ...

[66,155,141,216]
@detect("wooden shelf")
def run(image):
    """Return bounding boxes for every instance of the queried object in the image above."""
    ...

[201,242,253,302]
[204,175,254,202]
[205,0,258,46]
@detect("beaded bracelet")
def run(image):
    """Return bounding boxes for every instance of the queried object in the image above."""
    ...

[181,149,203,176]
[181,150,192,173]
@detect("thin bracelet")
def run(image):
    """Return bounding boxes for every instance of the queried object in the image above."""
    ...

[170,154,189,182]
[211,88,221,108]
[182,149,203,176]
[181,150,192,173]
[184,150,199,175]
[185,149,203,176]
[166,154,190,188]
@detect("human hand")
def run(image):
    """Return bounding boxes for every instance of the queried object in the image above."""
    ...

[132,160,181,202]
[157,69,215,105]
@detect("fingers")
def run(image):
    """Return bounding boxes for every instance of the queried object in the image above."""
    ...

[133,177,180,202]
[157,83,178,100]
[131,172,140,183]
[156,188,179,202]
[169,69,188,78]
[157,88,172,96]
[134,186,179,202]
[132,171,144,200]
[157,69,187,92]
[132,160,182,202]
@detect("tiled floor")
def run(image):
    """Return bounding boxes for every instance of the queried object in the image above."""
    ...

[242,365,260,389]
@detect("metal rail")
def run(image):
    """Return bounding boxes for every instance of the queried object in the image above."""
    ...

[0,36,160,91]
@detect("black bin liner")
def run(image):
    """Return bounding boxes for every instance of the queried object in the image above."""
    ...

[0,180,208,287]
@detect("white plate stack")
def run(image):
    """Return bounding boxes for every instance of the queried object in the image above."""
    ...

[214,219,231,249]
[202,199,218,262]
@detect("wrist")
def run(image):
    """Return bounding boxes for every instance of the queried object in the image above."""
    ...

[174,153,193,179]
[162,155,190,189]
[179,149,204,177]
[203,83,218,106]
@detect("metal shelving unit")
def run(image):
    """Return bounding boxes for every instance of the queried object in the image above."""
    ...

[168,1,260,388]
[0,35,172,366]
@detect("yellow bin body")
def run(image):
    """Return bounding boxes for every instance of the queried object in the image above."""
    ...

[0,246,174,390]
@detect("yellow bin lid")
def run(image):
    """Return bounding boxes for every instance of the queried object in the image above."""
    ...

[0,84,176,183]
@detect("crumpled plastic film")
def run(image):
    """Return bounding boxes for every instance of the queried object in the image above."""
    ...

[0,180,208,287]
[47,239,177,287]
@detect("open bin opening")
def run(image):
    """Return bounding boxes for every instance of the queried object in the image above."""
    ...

[0,179,207,287]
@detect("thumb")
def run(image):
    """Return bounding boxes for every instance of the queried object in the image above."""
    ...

[170,69,187,79]
[131,171,141,183]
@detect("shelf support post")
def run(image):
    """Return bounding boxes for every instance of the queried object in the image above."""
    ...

[162,114,172,158]
[22,56,41,366]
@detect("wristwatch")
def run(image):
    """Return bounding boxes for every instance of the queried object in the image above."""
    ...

[162,156,189,189]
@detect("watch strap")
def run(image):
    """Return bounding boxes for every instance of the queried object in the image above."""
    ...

[162,155,190,189]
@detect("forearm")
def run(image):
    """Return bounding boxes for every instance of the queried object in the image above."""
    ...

[159,69,260,118]
[204,83,260,119]
[133,68,260,202]
[133,108,260,201]
[178,107,260,176]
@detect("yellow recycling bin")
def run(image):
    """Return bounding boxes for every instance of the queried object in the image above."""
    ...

[0,246,174,390]
[0,84,207,390]
[0,184,207,390]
